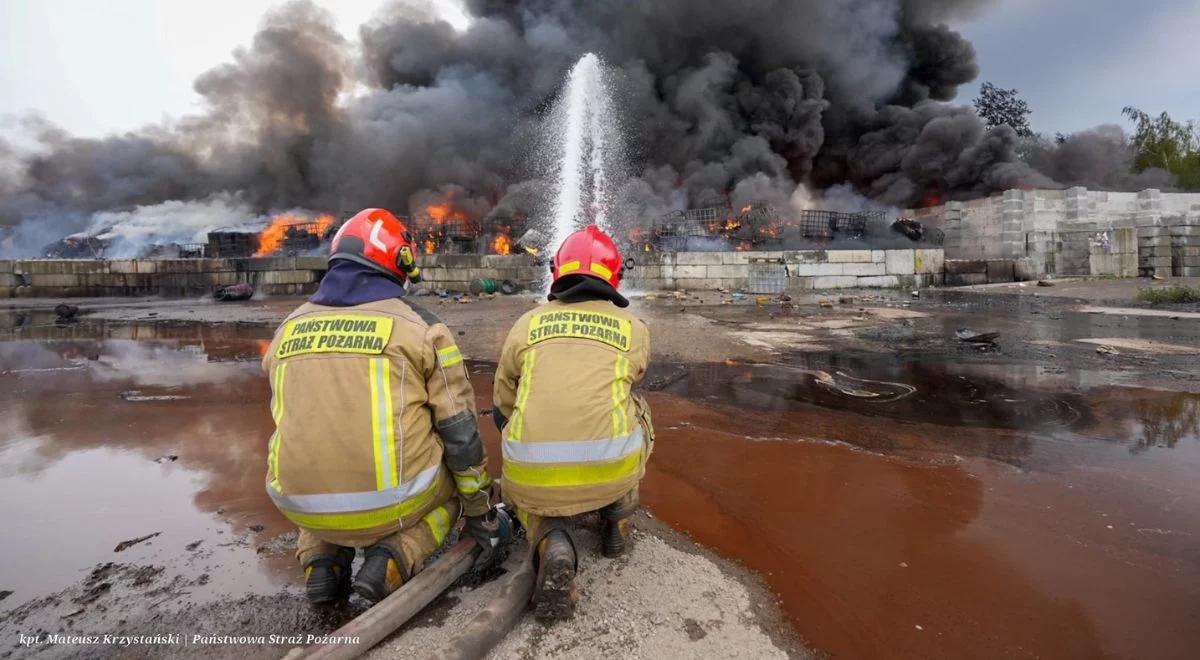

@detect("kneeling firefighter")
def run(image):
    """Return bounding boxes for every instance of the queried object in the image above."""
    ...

[262,208,501,604]
[492,225,654,619]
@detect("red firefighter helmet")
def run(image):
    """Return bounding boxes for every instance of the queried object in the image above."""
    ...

[552,225,623,289]
[329,208,422,284]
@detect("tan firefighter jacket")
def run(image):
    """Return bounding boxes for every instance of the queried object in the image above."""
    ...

[262,297,491,547]
[494,299,654,517]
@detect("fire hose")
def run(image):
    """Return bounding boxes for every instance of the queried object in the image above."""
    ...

[285,506,526,660]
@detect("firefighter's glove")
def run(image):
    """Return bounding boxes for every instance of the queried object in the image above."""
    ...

[464,510,501,571]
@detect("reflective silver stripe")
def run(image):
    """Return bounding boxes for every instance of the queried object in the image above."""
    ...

[267,464,440,514]
[437,346,463,367]
[502,428,644,464]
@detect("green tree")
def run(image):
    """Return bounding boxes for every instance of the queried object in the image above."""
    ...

[973,82,1034,138]
[1122,107,1200,190]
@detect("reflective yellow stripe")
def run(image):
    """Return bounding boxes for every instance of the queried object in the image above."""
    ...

[516,508,531,530]
[368,359,397,491]
[504,453,641,488]
[453,471,492,495]
[558,260,581,274]
[424,504,453,546]
[437,345,463,368]
[611,355,629,437]
[507,350,537,441]
[591,262,613,280]
[278,476,439,531]
[268,363,287,492]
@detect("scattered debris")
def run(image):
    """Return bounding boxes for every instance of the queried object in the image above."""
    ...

[910,290,920,298]
[891,217,926,241]
[54,303,80,320]
[153,454,179,463]
[1037,280,1055,287]
[213,282,255,301]
[956,329,1000,345]
[0,590,12,602]
[114,532,161,552]
[819,299,834,308]
[122,391,190,402]
[185,540,203,552]
[248,524,265,533]
[838,296,857,305]
[1095,345,1120,356]
[755,295,771,305]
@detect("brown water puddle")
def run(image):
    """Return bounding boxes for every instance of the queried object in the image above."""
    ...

[638,360,1200,660]
[0,316,294,607]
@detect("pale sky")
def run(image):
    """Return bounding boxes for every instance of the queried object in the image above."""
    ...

[1,0,1197,139]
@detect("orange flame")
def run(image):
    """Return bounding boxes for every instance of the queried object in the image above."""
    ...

[254,213,335,257]
[492,233,512,255]
[423,239,437,255]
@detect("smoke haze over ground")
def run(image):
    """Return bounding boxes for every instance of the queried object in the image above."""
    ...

[0,0,1170,256]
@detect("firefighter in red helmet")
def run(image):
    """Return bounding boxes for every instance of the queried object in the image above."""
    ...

[492,225,655,620]
[263,208,501,605]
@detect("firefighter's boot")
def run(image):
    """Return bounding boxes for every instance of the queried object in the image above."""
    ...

[532,530,578,620]
[600,496,637,558]
[352,545,407,603]
[601,516,633,558]
[303,547,354,604]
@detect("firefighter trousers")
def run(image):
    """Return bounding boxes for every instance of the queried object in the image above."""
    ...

[295,498,462,579]
[517,488,638,558]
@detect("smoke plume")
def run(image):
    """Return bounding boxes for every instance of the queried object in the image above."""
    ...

[0,0,1139,256]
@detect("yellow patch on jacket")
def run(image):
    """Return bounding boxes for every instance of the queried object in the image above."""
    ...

[527,309,632,351]
[276,315,394,358]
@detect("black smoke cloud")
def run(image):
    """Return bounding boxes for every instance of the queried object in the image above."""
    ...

[0,0,1132,254]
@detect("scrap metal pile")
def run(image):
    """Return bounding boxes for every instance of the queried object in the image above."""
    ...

[628,200,886,253]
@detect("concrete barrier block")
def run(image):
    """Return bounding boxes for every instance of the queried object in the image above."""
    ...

[30,273,82,287]
[913,249,945,275]
[672,277,723,290]
[0,286,13,298]
[827,250,872,263]
[1014,258,1038,281]
[885,249,916,275]
[721,252,751,265]
[946,272,988,286]
[107,260,138,274]
[671,265,707,279]
[812,276,859,289]
[261,270,317,285]
[790,251,827,264]
[706,264,749,279]
[945,259,988,274]
[287,256,323,270]
[785,277,815,292]
[841,262,886,276]
[871,250,886,263]
[987,260,1015,283]
[675,252,724,265]
[857,275,901,288]
[789,263,843,277]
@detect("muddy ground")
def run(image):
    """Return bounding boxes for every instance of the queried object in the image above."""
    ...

[2,276,1198,659]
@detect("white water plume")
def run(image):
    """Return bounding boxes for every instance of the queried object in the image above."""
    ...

[544,54,625,264]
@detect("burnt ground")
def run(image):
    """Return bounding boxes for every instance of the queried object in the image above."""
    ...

[2,276,1199,659]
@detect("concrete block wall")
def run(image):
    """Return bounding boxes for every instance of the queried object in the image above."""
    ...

[414,254,543,291]
[911,187,1200,279]
[0,257,328,298]
[1171,209,1200,277]
[624,249,944,292]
